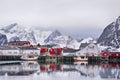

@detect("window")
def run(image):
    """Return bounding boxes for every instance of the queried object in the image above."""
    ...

[0,51,2,54]
[8,52,12,54]
[14,52,17,54]
[81,56,84,59]
[30,52,33,54]
[35,52,38,54]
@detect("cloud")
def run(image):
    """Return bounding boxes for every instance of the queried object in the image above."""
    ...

[0,0,119,38]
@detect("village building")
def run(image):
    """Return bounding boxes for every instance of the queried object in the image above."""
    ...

[8,41,31,47]
[101,52,120,57]
[19,47,40,56]
[76,43,100,56]
[0,46,21,56]
[79,43,90,50]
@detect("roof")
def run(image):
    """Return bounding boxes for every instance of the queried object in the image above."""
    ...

[40,44,58,48]
[80,43,97,48]
[79,43,90,48]
[8,41,30,44]
[0,46,39,50]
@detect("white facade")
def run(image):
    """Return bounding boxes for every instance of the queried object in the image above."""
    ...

[0,47,21,56]
[21,49,40,55]
[76,43,100,56]
[0,46,40,56]
[0,49,20,56]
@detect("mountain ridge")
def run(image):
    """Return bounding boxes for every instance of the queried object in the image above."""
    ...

[0,23,84,49]
[98,16,120,48]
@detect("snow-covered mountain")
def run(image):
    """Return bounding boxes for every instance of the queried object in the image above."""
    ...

[32,29,52,45]
[0,23,81,49]
[44,30,76,48]
[97,16,120,48]
[44,30,62,43]
[0,23,36,44]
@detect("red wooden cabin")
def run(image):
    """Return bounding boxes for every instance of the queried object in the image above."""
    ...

[101,52,120,57]
[40,65,62,72]
[7,41,36,49]
[40,48,48,53]
[109,52,120,57]
[49,64,62,71]
[49,48,63,56]
[8,41,30,46]
[40,65,47,72]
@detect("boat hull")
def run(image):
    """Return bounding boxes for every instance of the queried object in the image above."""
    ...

[21,56,38,61]
[74,59,88,62]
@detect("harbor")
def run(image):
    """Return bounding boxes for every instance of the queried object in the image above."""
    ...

[0,41,120,64]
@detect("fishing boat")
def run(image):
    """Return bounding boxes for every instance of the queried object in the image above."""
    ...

[74,56,88,62]
[21,55,38,61]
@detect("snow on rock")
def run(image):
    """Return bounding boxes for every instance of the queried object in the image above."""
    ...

[44,30,62,43]
[9,36,20,42]
[80,37,96,43]
[0,23,81,48]
[0,23,36,44]
[97,16,120,48]
[67,40,80,49]
[0,33,8,46]
[33,29,52,45]
[44,30,79,48]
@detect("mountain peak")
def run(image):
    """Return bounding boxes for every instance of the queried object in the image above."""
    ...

[44,30,61,43]
[116,16,120,26]
[1,23,18,32]
[98,16,120,48]
[52,30,61,36]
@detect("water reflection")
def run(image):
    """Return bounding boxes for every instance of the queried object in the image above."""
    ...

[0,61,120,80]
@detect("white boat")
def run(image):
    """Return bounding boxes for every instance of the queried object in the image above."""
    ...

[74,56,88,62]
[21,55,38,61]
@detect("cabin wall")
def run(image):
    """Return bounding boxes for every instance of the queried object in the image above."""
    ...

[0,50,20,55]
[22,50,40,55]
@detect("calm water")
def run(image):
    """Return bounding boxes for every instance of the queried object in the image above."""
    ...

[0,61,120,80]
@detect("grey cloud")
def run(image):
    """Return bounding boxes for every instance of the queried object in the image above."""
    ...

[0,0,119,38]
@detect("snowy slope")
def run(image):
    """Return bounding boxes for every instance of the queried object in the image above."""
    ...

[44,30,81,49]
[33,29,52,45]
[67,40,80,49]
[0,23,37,44]
[80,37,96,43]
[44,30,62,43]
[98,16,120,48]
[0,23,81,48]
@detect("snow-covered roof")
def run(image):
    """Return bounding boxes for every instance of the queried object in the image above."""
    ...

[8,41,30,44]
[76,43,101,56]
[0,46,20,50]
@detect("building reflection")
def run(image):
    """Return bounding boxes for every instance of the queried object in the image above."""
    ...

[0,61,120,79]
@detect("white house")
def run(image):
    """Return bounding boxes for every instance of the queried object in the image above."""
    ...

[0,46,21,56]
[76,43,100,56]
[20,48,40,56]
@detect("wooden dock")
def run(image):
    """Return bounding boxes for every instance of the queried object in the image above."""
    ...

[0,55,21,61]
[0,55,120,64]
[38,56,74,64]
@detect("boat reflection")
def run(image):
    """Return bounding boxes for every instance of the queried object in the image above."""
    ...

[0,61,120,79]
[0,61,39,76]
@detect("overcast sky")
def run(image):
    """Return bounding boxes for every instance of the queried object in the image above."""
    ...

[0,0,120,38]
